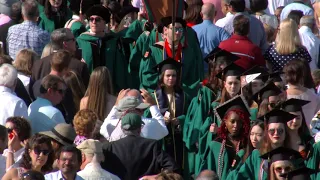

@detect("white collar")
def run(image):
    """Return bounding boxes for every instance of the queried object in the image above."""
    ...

[72,15,80,20]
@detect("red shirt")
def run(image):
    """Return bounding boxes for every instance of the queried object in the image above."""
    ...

[219,34,266,70]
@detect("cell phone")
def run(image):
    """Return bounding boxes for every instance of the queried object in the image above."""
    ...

[9,132,14,140]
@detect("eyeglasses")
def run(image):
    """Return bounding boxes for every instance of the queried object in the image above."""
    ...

[89,17,103,23]
[33,148,50,156]
[274,166,292,173]
[169,27,184,33]
[268,128,284,135]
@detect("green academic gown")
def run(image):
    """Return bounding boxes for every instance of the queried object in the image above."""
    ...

[38,9,73,33]
[250,108,258,120]
[76,32,129,93]
[305,141,320,180]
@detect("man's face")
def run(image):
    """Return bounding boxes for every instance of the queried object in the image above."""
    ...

[164,22,184,42]
[89,15,106,34]
[58,152,80,174]
[64,31,76,53]
[50,82,66,105]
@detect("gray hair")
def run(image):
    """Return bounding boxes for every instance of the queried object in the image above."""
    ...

[50,28,72,49]
[300,15,315,27]
[83,152,105,163]
[21,0,39,19]
[196,170,219,180]
[0,63,17,88]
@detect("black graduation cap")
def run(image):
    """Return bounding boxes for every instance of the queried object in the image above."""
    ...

[215,62,245,80]
[118,6,139,20]
[260,147,302,163]
[86,5,111,23]
[279,167,318,180]
[214,95,250,122]
[204,47,240,64]
[275,98,310,112]
[241,65,270,82]
[258,109,296,124]
[153,58,182,73]
[252,82,282,103]
[157,16,186,33]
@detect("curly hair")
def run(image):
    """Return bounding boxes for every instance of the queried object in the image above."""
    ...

[20,134,54,173]
[6,117,31,141]
[217,109,250,145]
[73,109,98,137]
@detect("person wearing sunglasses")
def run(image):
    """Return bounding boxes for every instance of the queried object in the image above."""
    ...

[226,109,297,180]
[77,5,129,93]
[2,134,54,180]
[28,74,67,135]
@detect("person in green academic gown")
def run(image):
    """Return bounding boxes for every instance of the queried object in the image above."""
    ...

[280,166,318,180]
[199,95,251,179]
[76,5,129,93]
[38,0,72,33]
[140,16,204,97]
[226,109,297,180]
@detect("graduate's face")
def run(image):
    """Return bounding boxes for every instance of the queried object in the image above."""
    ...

[268,123,286,146]
[224,76,240,97]
[250,125,264,149]
[287,111,302,131]
[225,111,242,136]
[164,23,183,42]
[268,96,280,110]
[49,0,62,8]
[89,15,106,33]
[272,160,293,180]
[251,80,264,95]
[163,69,177,88]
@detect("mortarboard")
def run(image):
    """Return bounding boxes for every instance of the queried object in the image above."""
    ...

[275,98,310,112]
[204,47,240,64]
[260,147,302,163]
[241,65,270,82]
[214,95,250,122]
[86,5,111,23]
[252,82,282,103]
[118,6,139,20]
[279,166,318,180]
[215,62,245,80]
[258,109,296,124]
[157,16,186,33]
[153,58,182,73]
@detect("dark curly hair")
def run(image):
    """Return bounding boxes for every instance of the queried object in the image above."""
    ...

[6,117,31,141]
[20,134,54,173]
[217,109,250,145]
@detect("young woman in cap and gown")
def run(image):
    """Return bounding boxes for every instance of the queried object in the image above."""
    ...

[226,109,297,180]
[197,95,251,179]
[139,16,204,97]
[76,5,129,93]
[146,58,188,170]
[280,166,318,180]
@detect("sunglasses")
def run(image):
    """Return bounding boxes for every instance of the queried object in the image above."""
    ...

[33,148,50,156]
[274,166,292,173]
[268,128,284,136]
[268,102,280,109]
[7,128,13,133]
[89,17,103,23]
[169,27,184,33]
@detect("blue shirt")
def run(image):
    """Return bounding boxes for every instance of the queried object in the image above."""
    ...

[280,2,313,22]
[192,20,230,58]
[7,20,50,58]
[28,97,65,134]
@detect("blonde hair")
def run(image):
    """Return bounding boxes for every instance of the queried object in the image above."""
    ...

[275,18,302,55]
[269,160,294,180]
[73,109,98,137]
[14,49,38,75]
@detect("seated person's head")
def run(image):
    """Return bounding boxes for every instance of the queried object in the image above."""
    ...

[5,116,31,145]
[233,14,250,36]
[73,109,99,141]
[50,50,71,75]
[0,63,17,89]
[57,145,82,174]
[40,74,66,105]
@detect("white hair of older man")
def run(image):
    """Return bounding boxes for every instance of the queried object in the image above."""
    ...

[0,63,17,88]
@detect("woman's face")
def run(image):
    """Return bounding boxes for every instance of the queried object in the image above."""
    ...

[250,125,264,149]
[268,96,279,110]
[163,69,177,88]
[29,143,50,168]
[49,0,62,8]
[225,111,243,137]
[287,111,302,131]
[251,80,264,94]
[272,160,293,180]
[224,76,240,97]
[268,123,286,146]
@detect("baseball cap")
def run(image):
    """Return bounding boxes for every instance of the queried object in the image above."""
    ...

[121,113,145,130]
[116,96,150,111]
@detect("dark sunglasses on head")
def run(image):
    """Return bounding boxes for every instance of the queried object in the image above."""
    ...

[268,128,284,136]
[33,148,50,156]
[89,17,103,23]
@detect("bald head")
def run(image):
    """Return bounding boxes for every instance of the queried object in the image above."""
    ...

[201,3,215,20]
[196,170,219,180]
[126,89,140,97]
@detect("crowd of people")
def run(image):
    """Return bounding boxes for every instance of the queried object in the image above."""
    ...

[1,0,320,179]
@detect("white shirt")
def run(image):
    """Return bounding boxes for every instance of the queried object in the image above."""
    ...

[0,86,28,126]
[215,12,234,28]
[100,105,168,142]
[3,147,25,171]
[45,170,84,180]
[299,26,320,71]
[77,163,120,180]
[280,2,314,22]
